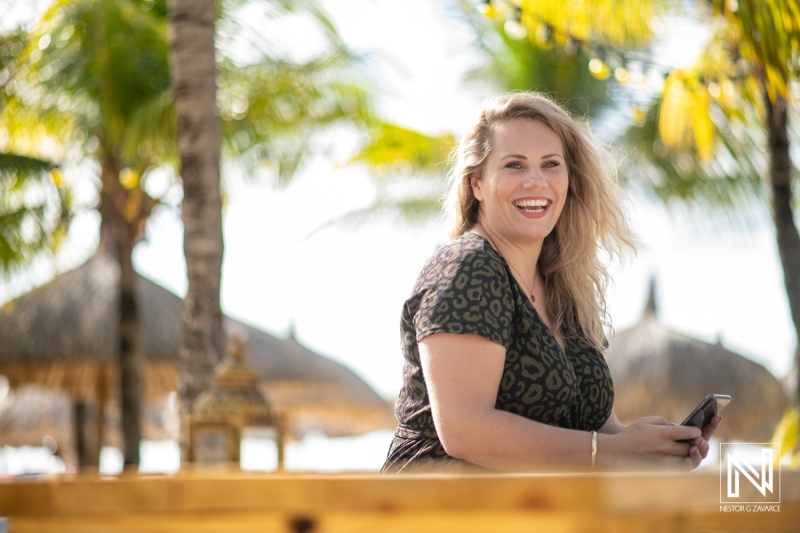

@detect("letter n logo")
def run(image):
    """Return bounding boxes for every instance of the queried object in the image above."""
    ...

[728,449,772,497]
[720,443,780,504]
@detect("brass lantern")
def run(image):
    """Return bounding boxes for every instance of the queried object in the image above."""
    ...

[187,336,285,469]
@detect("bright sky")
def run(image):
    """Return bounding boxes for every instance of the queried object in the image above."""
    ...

[1,0,796,474]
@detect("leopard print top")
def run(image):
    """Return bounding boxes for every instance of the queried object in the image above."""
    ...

[381,232,614,474]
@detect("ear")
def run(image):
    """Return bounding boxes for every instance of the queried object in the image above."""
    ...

[470,174,484,202]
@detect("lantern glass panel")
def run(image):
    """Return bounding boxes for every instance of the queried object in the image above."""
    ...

[193,426,231,463]
[240,426,279,471]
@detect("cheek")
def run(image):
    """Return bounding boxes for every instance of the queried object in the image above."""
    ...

[558,176,569,205]
[553,176,570,217]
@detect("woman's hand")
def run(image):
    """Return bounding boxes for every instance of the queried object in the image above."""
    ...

[687,415,722,470]
[599,416,703,471]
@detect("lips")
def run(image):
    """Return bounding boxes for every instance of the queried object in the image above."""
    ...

[514,198,550,213]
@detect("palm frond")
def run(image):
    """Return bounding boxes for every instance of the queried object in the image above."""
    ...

[514,0,661,48]
[4,0,456,234]
[0,152,71,275]
[636,3,800,221]
[1,0,171,162]
[124,88,175,169]
[621,96,767,229]
[219,50,376,184]
[219,0,342,49]
[349,122,456,181]
[454,0,620,118]
[731,0,800,103]
[0,152,54,177]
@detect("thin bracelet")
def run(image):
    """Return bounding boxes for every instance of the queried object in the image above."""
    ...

[591,430,597,471]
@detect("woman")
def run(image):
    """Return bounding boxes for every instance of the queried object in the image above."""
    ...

[381,92,720,474]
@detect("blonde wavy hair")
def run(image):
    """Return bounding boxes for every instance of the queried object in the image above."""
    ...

[443,92,635,349]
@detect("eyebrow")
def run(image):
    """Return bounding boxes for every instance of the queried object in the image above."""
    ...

[499,153,564,160]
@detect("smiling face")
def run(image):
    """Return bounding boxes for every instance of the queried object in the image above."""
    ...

[470,118,569,247]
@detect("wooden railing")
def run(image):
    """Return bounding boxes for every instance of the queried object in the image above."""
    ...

[0,470,797,532]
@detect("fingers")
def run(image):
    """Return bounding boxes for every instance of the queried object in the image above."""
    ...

[665,440,692,457]
[701,415,722,441]
[695,437,709,459]
[666,438,709,463]
[628,416,713,471]
[638,415,673,426]
[662,426,707,461]
[669,424,702,442]
[689,446,702,470]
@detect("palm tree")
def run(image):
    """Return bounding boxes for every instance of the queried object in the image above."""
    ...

[624,1,800,405]
[166,0,225,451]
[2,0,175,465]
[0,0,453,466]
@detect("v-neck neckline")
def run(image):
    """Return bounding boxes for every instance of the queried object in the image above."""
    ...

[466,231,568,356]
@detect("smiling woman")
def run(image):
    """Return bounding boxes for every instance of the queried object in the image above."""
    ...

[472,120,569,253]
[381,92,722,474]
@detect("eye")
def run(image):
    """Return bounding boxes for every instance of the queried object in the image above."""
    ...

[505,161,523,169]
[543,160,560,169]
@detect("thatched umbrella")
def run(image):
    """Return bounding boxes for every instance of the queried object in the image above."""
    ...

[0,385,74,466]
[0,249,393,462]
[605,281,788,441]
[0,384,174,469]
[244,328,394,439]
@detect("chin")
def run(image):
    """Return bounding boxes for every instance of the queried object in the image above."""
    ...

[510,227,553,244]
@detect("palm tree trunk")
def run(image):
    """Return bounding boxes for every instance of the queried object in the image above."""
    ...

[97,201,143,467]
[72,400,89,467]
[168,0,227,457]
[117,225,142,466]
[764,91,800,405]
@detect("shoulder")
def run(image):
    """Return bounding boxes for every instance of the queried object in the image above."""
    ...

[407,233,515,347]
[414,233,507,291]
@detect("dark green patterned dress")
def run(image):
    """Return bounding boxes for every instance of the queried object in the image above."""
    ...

[380,232,614,474]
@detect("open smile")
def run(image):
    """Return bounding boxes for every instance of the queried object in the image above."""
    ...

[514,198,551,218]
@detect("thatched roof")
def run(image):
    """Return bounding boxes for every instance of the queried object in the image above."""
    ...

[0,248,393,437]
[0,385,72,448]
[605,282,788,442]
[0,384,174,453]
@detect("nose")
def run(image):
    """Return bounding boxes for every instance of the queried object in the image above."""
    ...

[522,168,547,189]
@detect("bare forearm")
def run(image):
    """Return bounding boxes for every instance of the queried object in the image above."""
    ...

[420,335,700,472]
[440,408,609,472]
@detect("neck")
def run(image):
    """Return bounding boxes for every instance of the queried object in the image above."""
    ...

[470,223,543,292]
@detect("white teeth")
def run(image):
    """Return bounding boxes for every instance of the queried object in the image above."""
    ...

[515,199,549,208]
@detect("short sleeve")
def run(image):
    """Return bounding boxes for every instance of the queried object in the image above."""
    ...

[413,248,514,349]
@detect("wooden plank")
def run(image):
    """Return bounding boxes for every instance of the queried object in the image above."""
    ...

[6,509,800,533]
[602,471,732,513]
[0,472,796,533]
[0,473,604,515]
[6,512,583,533]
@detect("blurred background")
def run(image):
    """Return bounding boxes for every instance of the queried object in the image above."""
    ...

[0,0,798,475]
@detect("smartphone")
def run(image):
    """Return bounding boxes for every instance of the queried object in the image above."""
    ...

[680,394,731,438]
